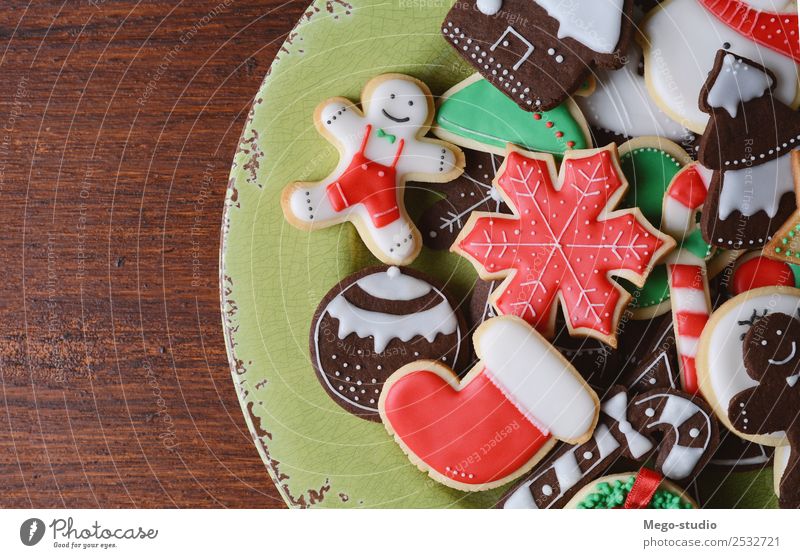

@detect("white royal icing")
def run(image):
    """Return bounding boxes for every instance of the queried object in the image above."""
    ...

[718,152,794,220]
[601,392,654,459]
[660,445,706,479]
[355,266,432,300]
[476,0,502,15]
[635,393,712,479]
[578,45,689,141]
[502,423,620,509]
[534,0,624,54]
[478,318,597,440]
[287,77,459,264]
[321,268,459,353]
[643,0,798,132]
[706,54,773,118]
[706,291,800,423]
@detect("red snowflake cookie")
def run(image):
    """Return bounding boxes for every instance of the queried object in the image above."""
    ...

[453,145,674,347]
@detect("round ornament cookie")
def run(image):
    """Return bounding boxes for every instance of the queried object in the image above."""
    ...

[565,470,696,509]
[310,266,467,421]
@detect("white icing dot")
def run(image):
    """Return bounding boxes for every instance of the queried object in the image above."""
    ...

[583,451,593,460]
[645,408,655,417]
[542,484,553,496]
[689,428,700,438]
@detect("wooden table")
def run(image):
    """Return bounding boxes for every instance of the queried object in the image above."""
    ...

[0,0,304,507]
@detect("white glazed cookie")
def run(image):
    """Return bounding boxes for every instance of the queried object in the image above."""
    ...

[641,0,800,134]
[281,74,465,265]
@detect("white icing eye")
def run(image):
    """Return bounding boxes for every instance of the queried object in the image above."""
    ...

[777,330,783,335]
[761,340,768,346]
[689,428,700,438]
[645,408,655,417]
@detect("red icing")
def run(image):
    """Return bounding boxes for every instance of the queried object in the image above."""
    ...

[699,0,800,63]
[623,468,664,509]
[383,368,550,485]
[680,356,699,394]
[667,164,707,210]
[670,263,705,289]
[326,124,404,228]
[669,263,708,395]
[675,311,708,339]
[457,148,666,338]
[732,256,795,295]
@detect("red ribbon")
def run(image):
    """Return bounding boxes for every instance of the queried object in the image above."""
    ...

[623,468,664,509]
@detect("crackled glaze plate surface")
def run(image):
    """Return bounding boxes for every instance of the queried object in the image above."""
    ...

[221,0,776,508]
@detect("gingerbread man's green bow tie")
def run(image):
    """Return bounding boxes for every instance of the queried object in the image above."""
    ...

[377,128,396,144]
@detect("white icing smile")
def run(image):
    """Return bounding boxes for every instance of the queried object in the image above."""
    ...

[769,341,797,366]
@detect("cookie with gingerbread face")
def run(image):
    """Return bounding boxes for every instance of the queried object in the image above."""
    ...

[729,311,800,507]
[281,74,464,265]
[698,286,800,508]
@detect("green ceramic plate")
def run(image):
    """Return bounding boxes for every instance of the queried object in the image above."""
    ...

[221,0,776,508]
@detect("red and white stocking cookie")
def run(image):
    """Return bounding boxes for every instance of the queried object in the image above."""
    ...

[379,316,599,491]
[452,144,674,347]
[281,74,465,265]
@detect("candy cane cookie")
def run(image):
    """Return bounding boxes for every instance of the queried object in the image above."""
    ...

[662,162,714,394]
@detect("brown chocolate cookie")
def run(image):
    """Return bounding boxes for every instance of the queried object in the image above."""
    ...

[310,266,467,421]
[441,0,634,111]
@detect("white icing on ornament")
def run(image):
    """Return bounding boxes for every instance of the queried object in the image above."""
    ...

[326,296,457,353]
[478,318,597,441]
[707,54,773,118]
[476,0,502,15]
[578,45,689,140]
[718,152,793,220]
[355,266,432,300]
[535,0,624,54]
[643,0,799,132]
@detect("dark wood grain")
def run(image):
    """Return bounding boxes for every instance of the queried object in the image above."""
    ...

[0,0,305,508]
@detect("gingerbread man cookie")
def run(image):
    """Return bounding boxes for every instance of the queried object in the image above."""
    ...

[281,74,465,265]
[698,287,800,508]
